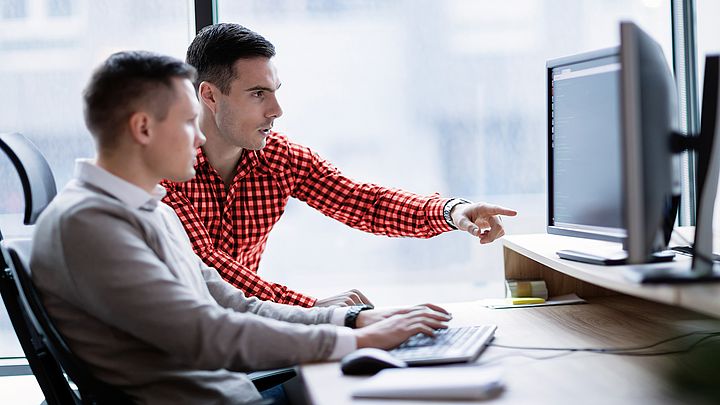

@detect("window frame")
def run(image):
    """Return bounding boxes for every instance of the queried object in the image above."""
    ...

[672,0,700,225]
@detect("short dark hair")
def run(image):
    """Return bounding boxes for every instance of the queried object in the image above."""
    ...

[186,23,275,94]
[83,51,197,148]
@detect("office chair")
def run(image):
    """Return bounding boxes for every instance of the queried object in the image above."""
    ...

[2,239,134,404]
[0,132,73,403]
[0,132,131,403]
[0,133,57,233]
[0,249,77,404]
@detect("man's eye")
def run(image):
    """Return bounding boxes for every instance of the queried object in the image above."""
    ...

[252,91,264,97]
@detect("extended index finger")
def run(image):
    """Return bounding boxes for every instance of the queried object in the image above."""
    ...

[481,204,517,217]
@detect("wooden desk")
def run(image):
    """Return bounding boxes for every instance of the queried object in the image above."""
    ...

[300,297,715,404]
[503,233,720,317]
[299,234,719,404]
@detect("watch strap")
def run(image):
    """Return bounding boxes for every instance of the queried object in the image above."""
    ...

[443,198,472,229]
[344,304,373,329]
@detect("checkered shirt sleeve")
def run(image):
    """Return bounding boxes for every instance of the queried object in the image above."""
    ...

[286,140,453,237]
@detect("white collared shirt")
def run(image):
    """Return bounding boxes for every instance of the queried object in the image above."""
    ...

[74,158,165,211]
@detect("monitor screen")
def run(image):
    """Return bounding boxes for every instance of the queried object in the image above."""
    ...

[547,48,626,241]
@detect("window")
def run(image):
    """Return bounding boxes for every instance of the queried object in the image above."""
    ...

[217,0,671,301]
[1,0,27,20]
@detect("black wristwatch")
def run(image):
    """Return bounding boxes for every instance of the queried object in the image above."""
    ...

[344,304,373,329]
[443,198,472,229]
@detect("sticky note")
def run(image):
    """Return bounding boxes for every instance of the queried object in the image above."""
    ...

[509,297,545,305]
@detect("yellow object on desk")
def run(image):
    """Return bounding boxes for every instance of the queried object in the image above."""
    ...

[508,297,546,305]
[505,280,549,300]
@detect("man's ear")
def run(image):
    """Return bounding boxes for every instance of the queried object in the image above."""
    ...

[198,81,220,114]
[128,111,152,146]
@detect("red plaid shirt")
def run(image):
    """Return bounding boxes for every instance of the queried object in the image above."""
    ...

[161,133,452,307]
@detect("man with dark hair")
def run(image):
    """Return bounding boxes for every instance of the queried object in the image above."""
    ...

[162,23,518,308]
[31,50,450,404]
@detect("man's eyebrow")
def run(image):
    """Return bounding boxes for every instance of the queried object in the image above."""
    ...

[244,83,282,92]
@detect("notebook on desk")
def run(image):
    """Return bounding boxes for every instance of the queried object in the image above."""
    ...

[389,325,497,365]
[352,366,504,400]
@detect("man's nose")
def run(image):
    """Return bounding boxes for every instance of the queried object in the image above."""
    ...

[195,128,206,147]
[266,95,283,119]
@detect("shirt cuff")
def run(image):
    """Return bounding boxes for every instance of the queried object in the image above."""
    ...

[426,197,454,233]
[331,307,350,326]
[328,327,358,360]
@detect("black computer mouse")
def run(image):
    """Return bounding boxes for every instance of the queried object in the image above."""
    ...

[340,348,408,376]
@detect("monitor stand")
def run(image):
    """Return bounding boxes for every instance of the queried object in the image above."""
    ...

[623,262,720,283]
[556,248,674,266]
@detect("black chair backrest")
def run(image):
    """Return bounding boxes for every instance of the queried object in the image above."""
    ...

[0,132,74,403]
[0,133,131,403]
[0,241,78,404]
[0,132,57,227]
[1,239,133,404]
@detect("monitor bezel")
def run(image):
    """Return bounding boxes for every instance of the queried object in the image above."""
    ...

[546,46,627,243]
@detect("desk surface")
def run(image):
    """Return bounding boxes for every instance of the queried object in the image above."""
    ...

[300,296,716,404]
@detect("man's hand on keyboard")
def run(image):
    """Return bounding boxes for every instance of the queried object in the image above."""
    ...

[353,305,452,350]
[355,303,450,328]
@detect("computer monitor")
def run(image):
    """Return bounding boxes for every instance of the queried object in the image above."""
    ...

[621,22,720,282]
[620,21,681,264]
[548,21,720,279]
[631,52,720,281]
[547,47,626,245]
[690,55,720,277]
[547,22,679,266]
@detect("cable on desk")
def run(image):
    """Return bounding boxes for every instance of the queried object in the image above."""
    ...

[670,229,716,265]
[488,330,720,356]
[477,350,575,366]
[599,334,720,356]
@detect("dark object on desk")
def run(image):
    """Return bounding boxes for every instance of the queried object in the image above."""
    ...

[341,348,408,376]
[624,264,720,284]
[557,249,675,266]
[670,245,720,262]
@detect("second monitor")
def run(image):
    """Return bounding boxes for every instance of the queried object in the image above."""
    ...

[547,22,679,266]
